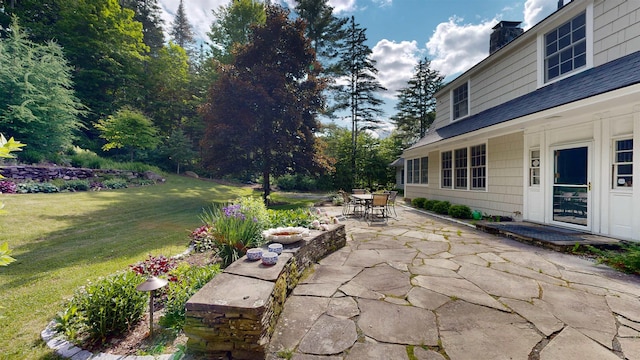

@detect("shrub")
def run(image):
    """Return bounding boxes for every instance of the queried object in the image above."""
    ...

[235,196,270,230]
[432,201,451,215]
[69,149,106,169]
[102,178,128,189]
[411,198,427,208]
[67,271,147,341]
[160,263,220,331]
[16,181,59,193]
[129,254,177,278]
[0,180,17,194]
[200,202,265,267]
[448,204,473,219]
[424,199,438,211]
[267,208,317,228]
[189,225,215,252]
[60,179,91,192]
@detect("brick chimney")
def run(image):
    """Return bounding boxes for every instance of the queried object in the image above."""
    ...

[490,21,523,54]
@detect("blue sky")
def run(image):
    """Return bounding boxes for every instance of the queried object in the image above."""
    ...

[158,0,563,130]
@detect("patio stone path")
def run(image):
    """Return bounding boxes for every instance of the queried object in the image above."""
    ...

[266,205,640,360]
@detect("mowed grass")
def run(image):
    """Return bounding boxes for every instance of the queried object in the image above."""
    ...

[0,174,253,359]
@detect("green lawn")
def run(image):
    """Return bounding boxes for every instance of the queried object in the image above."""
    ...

[0,174,254,359]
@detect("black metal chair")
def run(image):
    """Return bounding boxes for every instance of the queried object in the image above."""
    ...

[365,193,389,223]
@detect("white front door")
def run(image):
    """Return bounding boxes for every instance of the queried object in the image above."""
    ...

[551,144,591,230]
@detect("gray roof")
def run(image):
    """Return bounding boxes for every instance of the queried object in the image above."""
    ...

[389,157,404,167]
[409,50,640,150]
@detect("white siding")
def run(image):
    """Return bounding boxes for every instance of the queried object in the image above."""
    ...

[432,0,640,132]
[405,132,524,217]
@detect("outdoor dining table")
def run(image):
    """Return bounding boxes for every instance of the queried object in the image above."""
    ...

[350,193,372,217]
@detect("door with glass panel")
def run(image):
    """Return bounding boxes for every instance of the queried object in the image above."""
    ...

[551,145,590,228]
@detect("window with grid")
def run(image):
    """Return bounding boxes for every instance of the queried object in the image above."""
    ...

[613,139,633,188]
[420,157,429,184]
[454,148,468,189]
[441,151,452,188]
[544,11,586,82]
[470,144,486,190]
[530,149,541,186]
[406,158,413,184]
[412,159,420,183]
[452,83,468,120]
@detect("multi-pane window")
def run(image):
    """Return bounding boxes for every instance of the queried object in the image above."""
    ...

[441,145,486,191]
[613,139,633,188]
[420,157,429,184]
[530,149,541,186]
[441,151,452,188]
[454,148,468,189]
[471,144,486,190]
[452,83,469,120]
[407,157,429,184]
[544,11,586,82]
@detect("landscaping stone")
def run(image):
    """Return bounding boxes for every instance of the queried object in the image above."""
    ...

[297,314,357,355]
[344,342,409,360]
[539,327,621,360]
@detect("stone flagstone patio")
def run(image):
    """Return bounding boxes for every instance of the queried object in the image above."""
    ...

[266,205,640,360]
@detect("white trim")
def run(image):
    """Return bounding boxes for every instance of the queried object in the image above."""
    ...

[450,80,470,122]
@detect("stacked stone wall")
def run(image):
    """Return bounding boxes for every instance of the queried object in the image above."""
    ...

[0,165,154,182]
[184,225,346,359]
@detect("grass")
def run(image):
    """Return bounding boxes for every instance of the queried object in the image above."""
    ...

[0,174,254,359]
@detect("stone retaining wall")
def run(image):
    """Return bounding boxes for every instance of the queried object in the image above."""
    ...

[0,165,158,182]
[184,225,346,359]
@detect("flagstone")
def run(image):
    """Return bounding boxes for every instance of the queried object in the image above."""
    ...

[407,286,451,310]
[357,298,438,346]
[412,275,507,310]
[501,298,564,336]
[408,264,462,278]
[499,251,563,277]
[297,314,357,355]
[540,327,620,360]
[437,301,541,360]
[458,263,540,301]
[326,297,359,319]
[618,337,640,360]
[344,342,409,360]
[347,263,412,297]
[605,293,640,322]
[269,296,331,352]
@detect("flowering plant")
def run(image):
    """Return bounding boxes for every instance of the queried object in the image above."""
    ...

[129,254,177,281]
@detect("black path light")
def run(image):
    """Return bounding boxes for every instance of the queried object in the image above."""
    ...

[136,276,168,338]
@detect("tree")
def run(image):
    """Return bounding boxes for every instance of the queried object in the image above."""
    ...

[294,0,347,75]
[0,19,85,162]
[169,0,195,53]
[162,128,197,174]
[208,0,265,64]
[201,5,326,202]
[95,107,160,161]
[121,0,165,54]
[53,0,148,149]
[333,16,386,185]
[391,57,443,147]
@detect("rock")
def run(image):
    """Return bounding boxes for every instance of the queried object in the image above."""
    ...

[184,171,199,179]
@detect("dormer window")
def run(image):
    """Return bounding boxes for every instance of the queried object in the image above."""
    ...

[544,11,586,82]
[452,82,469,120]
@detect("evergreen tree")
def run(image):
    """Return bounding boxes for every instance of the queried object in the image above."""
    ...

[169,0,195,53]
[333,16,386,186]
[208,0,265,64]
[391,57,443,147]
[0,19,85,162]
[294,0,346,74]
[121,0,165,54]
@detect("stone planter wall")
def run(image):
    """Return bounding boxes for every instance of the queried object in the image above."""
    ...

[0,165,161,182]
[184,224,346,360]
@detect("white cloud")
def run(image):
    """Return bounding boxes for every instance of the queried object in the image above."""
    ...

[372,0,392,8]
[329,0,358,13]
[523,0,558,30]
[426,16,497,77]
[370,39,421,97]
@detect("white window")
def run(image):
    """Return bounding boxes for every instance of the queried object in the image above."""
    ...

[544,11,586,82]
[420,157,429,184]
[471,144,486,190]
[454,148,468,189]
[613,139,632,188]
[407,157,429,184]
[530,149,541,186]
[441,144,486,191]
[452,82,469,120]
[441,151,452,188]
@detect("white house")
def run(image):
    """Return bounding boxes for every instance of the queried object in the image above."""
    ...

[402,0,640,241]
